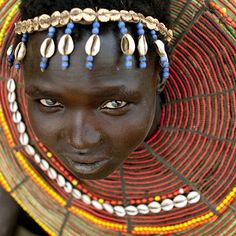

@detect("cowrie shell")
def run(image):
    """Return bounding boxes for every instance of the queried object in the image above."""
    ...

[10,102,18,113]
[137,204,149,214]
[19,133,29,146]
[26,19,34,33]
[146,16,156,30]
[14,42,26,61]
[148,201,161,213]
[8,92,16,103]
[85,34,101,56]
[114,206,126,217]
[125,205,138,216]
[92,200,103,210]
[82,194,91,205]
[17,122,26,134]
[48,167,57,180]
[25,145,35,156]
[138,35,148,56]
[34,154,41,164]
[58,34,74,55]
[32,17,39,31]
[72,189,82,199]
[187,191,201,204]
[40,38,55,58]
[121,33,135,56]
[64,182,73,193]
[57,175,66,187]
[7,78,16,93]
[38,14,51,30]
[103,203,114,214]
[7,45,14,56]
[40,159,49,171]
[82,8,96,22]
[70,8,83,22]
[161,199,174,211]
[120,10,132,21]
[97,9,110,22]
[51,11,61,26]
[154,40,167,57]
[173,195,188,208]
[12,111,22,124]
[60,10,70,26]
[110,10,120,21]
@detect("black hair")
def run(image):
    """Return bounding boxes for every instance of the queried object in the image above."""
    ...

[20,0,171,28]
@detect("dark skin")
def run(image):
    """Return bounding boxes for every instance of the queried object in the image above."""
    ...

[23,29,162,180]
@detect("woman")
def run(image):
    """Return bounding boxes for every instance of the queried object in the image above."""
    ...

[0,0,235,235]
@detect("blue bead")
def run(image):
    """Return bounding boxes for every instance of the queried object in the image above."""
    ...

[86,56,94,62]
[125,61,132,68]
[49,27,56,33]
[137,22,144,29]
[67,22,75,29]
[41,57,48,63]
[48,32,55,38]
[15,63,20,70]
[162,61,169,67]
[150,30,156,35]
[152,35,158,40]
[120,27,128,34]
[118,21,125,28]
[160,56,167,63]
[140,62,147,69]
[65,28,72,34]
[139,56,146,62]
[9,54,14,60]
[40,62,47,69]
[62,61,69,69]
[163,67,169,72]
[23,33,28,38]
[92,28,99,34]
[163,72,169,78]
[126,55,132,61]
[93,21,100,28]
[86,62,93,70]
[137,29,145,35]
[62,55,69,62]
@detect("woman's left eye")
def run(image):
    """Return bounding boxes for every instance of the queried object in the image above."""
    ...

[102,100,128,109]
[39,99,62,107]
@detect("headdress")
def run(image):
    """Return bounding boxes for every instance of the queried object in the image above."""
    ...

[0,0,236,235]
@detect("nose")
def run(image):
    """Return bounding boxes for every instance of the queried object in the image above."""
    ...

[67,110,101,151]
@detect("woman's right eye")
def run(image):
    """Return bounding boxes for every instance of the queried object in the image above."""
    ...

[39,99,62,107]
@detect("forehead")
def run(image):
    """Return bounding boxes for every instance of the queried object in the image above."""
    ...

[23,29,156,90]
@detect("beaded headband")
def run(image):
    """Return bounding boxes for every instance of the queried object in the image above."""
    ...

[9,8,173,92]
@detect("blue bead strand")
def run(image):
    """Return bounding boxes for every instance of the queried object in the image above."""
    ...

[61,22,75,70]
[40,26,56,72]
[15,33,29,71]
[118,21,133,69]
[137,22,147,69]
[86,22,100,70]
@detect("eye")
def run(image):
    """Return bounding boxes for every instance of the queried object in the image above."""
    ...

[39,99,62,107]
[102,100,128,109]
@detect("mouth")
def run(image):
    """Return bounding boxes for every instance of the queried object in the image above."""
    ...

[67,159,109,175]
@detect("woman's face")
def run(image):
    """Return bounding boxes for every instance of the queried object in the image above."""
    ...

[23,30,160,180]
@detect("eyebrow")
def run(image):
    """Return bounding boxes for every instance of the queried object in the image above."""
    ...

[25,84,142,100]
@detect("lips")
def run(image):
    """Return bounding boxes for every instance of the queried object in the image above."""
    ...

[68,159,109,175]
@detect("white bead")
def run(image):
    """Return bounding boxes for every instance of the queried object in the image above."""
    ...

[137,204,149,215]
[91,200,103,210]
[72,189,82,199]
[17,122,26,133]
[114,206,126,217]
[103,203,114,214]
[161,199,174,211]
[25,145,35,156]
[13,111,22,123]
[57,174,66,187]
[179,188,185,194]
[64,182,73,193]
[82,194,91,205]
[8,92,16,103]
[34,154,41,164]
[148,201,161,213]
[9,102,18,112]
[19,133,29,146]
[125,205,138,216]
[40,159,49,171]
[7,79,16,92]
[187,191,201,204]
[48,167,57,180]
[173,195,188,208]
